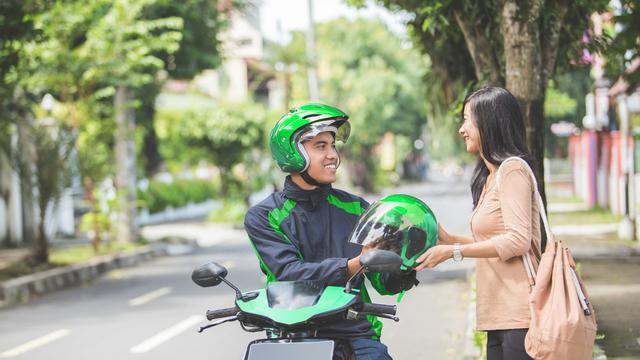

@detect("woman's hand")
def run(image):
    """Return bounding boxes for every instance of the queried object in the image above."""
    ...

[437,223,453,245]
[414,245,453,271]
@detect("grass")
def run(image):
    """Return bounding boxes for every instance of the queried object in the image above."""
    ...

[473,331,487,359]
[50,242,143,265]
[546,194,584,204]
[548,206,623,226]
[0,242,146,282]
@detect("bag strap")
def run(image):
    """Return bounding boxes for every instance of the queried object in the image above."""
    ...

[495,157,553,285]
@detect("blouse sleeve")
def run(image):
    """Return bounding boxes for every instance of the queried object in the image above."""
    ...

[490,161,534,261]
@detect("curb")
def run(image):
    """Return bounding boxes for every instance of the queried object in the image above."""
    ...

[0,244,168,309]
[462,274,480,360]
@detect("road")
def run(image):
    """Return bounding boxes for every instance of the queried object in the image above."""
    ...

[0,172,475,359]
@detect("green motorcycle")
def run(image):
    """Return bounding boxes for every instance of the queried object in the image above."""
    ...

[192,194,438,359]
[192,249,402,360]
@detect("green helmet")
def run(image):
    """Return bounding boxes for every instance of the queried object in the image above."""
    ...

[269,103,351,173]
[349,194,438,268]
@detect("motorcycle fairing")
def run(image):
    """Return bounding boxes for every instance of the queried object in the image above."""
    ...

[237,283,358,327]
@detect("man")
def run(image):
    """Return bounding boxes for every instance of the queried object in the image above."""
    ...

[244,103,417,359]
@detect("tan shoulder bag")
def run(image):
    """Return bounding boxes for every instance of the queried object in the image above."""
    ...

[497,157,597,360]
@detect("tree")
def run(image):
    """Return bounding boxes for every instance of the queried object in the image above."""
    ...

[269,19,428,192]
[315,18,428,192]
[368,0,609,198]
[137,0,229,176]
[155,102,267,198]
[605,0,639,84]
[32,122,74,262]
[78,0,183,243]
[0,0,58,249]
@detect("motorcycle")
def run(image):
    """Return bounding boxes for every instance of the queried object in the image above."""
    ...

[191,249,403,360]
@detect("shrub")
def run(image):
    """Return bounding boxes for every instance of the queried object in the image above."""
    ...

[138,179,218,214]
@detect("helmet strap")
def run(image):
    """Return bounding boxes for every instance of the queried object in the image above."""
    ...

[300,170,325,187]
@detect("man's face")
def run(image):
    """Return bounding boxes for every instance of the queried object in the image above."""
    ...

[302,131,339,184]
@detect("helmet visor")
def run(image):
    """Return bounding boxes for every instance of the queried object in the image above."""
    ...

[349,196,436,268]
[296,119,350,143]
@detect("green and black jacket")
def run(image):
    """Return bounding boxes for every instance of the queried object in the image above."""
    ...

[244,176,407,340]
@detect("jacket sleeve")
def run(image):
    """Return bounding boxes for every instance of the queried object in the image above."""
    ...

[244,207,349,285]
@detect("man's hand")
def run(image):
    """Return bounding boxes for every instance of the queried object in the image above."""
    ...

[347,256,362,277]
[414,245,453,271]
[397,269,419,291]
[347,245,371,277]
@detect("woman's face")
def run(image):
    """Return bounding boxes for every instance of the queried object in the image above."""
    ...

[459,102,481,154]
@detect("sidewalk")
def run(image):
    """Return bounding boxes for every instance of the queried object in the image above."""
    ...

[542,199,640,359]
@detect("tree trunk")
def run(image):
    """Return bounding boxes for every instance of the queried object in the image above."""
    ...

[218,166,234,197]
[137,83,163,177]
[142,120,162,177]
[453,9,504,85]
[84,177,101,252]
[0,151,14,247]
[33,212,49,263]
[16,113,40,247]
[501,0,547,204]
[114,86,137,243]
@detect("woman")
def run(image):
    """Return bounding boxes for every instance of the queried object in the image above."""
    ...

[415,86,540,360]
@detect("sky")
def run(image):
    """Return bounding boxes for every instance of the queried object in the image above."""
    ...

[258,0,411,43]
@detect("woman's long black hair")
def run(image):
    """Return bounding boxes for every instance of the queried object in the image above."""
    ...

[464,86,537,208]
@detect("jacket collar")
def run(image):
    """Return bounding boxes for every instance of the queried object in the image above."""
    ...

[283,176,331,209]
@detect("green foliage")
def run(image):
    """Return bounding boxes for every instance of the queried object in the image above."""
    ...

[141,0,227,79]
[605,0,639,84]
[389,0,605,82]
[473,330,487,359]
[155,102,267,194]
[544,69,592,157]
[138,179,218,214]
[79,211,111,239]
[75,100,116,184]
[545,83,578,119]
[78,0,183,89]
[33,123,75,214]
[208,200,247,224]
[278,18,428,191]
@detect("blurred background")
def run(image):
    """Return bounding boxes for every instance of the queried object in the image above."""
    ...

[0,0,638,359]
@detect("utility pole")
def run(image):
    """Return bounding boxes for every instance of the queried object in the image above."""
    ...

[617,94,636,240]
[306,0,320,101]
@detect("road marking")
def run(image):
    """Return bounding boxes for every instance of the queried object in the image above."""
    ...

[1,329,70,358]
[128,287,172,307]
[129,315,202,354]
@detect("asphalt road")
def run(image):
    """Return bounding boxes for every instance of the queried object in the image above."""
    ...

[0,173,475,360]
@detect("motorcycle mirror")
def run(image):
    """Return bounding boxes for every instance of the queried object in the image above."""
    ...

[192,262,228,287]
[359,250,402,273]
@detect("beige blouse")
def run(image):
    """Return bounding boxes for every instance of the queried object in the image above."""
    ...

[470,160,541,331]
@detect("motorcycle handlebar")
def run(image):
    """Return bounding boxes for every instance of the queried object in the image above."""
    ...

[361,303,397,316]
[206,306,239,320]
